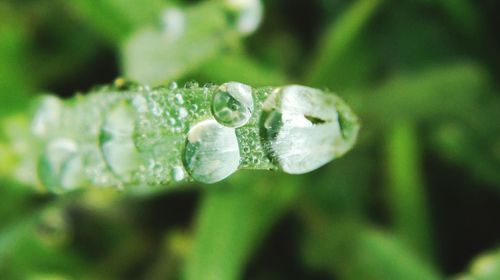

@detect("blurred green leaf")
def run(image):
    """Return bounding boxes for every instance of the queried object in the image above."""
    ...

[0,197,86,279]
[301,215,441,280]
[455,247,500,280]
[301,151,372,221]
[184,172,300,280]
[306,0,382,86]
[122,1,235,85]
[66,0,170,43]
[0,6,32,116]
[385,122,434,259]
[351,229,441,280]
[349,63,488,127]
[427,0,480,35]
[196,52,287,86]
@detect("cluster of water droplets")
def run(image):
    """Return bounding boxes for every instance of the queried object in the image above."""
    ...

[28,81,359,192]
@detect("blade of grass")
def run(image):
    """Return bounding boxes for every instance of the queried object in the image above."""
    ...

[0,7,32,116]
[352,229,441,280]
[385,122,434,260]
[299,203,441,280]
[66,0,169,44]
[184,172,300,280]
[305,0,382,86]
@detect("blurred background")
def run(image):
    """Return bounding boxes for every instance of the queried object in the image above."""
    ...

[1,0,500,279]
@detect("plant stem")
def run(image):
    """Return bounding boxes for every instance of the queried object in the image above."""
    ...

[385,122,434,261]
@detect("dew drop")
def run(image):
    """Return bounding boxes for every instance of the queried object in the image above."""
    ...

[261,85,359,174]
[31,96,63,138]
[211,82,253,128]
[175,93,184,104]
[172,166,186,181]
[151,103,163,116]
[178,107,188,119]
[184,81,199,89]
[183,119,240,183]
[132,94,148,113]
[38,138,86,192]
[168,81,178,90]
[100,101,143,182]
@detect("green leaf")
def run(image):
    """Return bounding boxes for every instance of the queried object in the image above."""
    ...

[0,7,32,116]
[306,0,382,86]
[184,172,300,280]
[385,122,434,259]
[352,229,441,280]
[301,220,441,280]
[122,1,234,85]
[454,247,500,280]
[66,0,170,43]
[196,52,287,86]
[349,63,488,126]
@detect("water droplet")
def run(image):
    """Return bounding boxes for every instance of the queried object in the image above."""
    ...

[32,96,63,138]
[151,103,163,116]
[178,107,188,119]
[161,7,185,41]
[132,94,148,113]
[184,81,199,89]
[142,85,152,92]
[225,0,263,35]
[100,101,143,182]
[168,81,178,90]
[173,166,186,181]
[211,82,253,128]
[175,93,184,104]
[183,119,240,183]
[261,85,359,174]
[38,138,86,192]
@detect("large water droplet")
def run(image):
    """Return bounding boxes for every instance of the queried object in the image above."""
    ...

[261,85,359,174]
[211,82,253,128]
[38,138,86,192]
[100,101,143,182]
[183,119,240,183]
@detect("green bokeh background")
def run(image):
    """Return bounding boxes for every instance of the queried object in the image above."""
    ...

[1,0,500,279]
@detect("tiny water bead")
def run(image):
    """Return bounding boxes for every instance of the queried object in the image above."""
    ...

[211,82,254,128]
[183,119,240,183]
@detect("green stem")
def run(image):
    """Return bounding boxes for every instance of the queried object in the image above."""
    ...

[385,122,434,260]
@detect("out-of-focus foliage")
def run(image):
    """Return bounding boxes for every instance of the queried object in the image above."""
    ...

[1,0,500,279]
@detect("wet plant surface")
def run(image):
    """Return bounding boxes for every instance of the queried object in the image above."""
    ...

[1,0,500,279]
